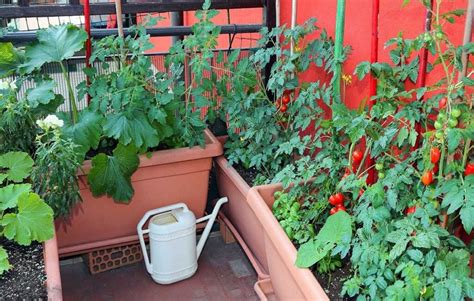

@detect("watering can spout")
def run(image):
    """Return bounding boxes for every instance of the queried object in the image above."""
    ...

[196,197,228,259]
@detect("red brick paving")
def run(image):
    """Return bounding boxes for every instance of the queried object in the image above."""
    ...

[60,233,258,301]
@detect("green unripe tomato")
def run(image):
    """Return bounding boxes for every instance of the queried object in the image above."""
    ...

[451,108,461,118]
[435,131,444,140]
[423,32,432,42]
[378,172,385,179]
[435,31,444,40]
[431,200,440,209]
[437,112,446,121]
[375,163,384,171]
[448,118,458,128]
[434,121,443,129]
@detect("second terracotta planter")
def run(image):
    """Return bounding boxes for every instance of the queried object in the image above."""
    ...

[56,129,223,256]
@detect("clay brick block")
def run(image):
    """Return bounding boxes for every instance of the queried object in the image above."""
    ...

[87,244,142,274]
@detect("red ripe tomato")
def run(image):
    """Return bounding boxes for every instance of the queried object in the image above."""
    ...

[465,162,474,176]
[405,206,417,215]
[433,163,439,174]
[438,98,447,109]
[352,150,363,163]
[430,147,440,164]
[334,193,344,204]
[454,152,462,161]
[280,104,288,113]
[329,207,338,215]
[335,204,346,212]
[328,195,337,206]
[421,170,434,186]
[282,94,291,105]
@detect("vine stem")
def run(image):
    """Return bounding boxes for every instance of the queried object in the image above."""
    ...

[356,140,372,176]
[59,62,78,124]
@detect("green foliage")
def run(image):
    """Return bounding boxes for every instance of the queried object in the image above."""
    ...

[87,144,139,202]
[2,192,54,245]
[0,246,10,275]
[21,24,87,73]
[296,211,351,268]
[273,191,316,245]
[269,3,473,300]
[223,19,346,182]
[31,125,81,217]
[0,42,24,78]
[0,152,54,275]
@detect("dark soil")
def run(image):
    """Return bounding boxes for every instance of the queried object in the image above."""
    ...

[0,239,47,300]
[313,259,354,301]
[233,164,259,186]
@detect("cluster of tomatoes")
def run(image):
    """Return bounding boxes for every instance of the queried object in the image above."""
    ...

[275,90,292,113]
[328,193,346,215]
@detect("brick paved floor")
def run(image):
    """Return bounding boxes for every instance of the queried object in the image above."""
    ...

[60,232,258,301]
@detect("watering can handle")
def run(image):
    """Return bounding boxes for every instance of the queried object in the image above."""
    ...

[136,203,189,275]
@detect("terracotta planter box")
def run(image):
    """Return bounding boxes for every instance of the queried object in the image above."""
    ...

[44,232,62,300]
[56,129,223,256]
[215,155,269,279]
[247,184,328,300]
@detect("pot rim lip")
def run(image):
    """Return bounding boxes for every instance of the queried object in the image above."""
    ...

[78,129,223,176]
[247,183,329,300]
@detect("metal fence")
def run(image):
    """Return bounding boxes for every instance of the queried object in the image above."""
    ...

[7,49,253,113]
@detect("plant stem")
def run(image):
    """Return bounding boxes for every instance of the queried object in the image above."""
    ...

[59,62,78,124]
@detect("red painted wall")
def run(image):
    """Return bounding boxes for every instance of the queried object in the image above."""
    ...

[279,0,470,109]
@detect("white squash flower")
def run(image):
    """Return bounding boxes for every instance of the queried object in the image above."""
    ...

[0,80,17,90]
[0,80,9,90]
[36,114,64,130]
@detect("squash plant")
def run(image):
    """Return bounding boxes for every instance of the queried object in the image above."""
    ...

[272,1,474,299]
[0,151,54,275]
[0,33,82,217]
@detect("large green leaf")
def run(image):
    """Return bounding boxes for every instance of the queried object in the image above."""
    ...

[22,24,87,72]
[0,184,32,210]
[1,192,54,245]
[0,246,10,275]
[26,80,56,108]
[0,152,34,183]
[296,211,352,268]
[87,144,140,202]
[0,42,24,78]
[103,111,160,149]
[60,109,104,159]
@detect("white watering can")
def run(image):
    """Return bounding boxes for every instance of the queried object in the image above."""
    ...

[137,197,228,284]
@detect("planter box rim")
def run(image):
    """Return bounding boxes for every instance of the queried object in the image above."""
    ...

[248,183,329,300]
[44,231,62,301]
[79,129,222,175]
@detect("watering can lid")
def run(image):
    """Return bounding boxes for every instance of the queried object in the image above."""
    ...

[149,207,195,234]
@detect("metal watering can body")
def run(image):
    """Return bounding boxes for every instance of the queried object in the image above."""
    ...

[137,197,228,285]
